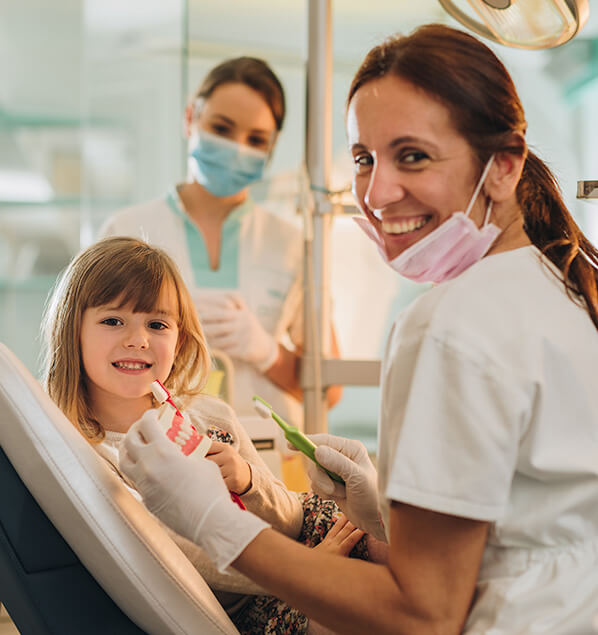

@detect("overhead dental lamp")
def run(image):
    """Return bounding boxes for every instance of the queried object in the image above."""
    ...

[438,0,589,49]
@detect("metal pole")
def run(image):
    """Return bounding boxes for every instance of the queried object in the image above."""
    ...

[303,0,332,435]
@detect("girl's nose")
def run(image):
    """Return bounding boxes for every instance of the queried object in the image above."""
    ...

[123,326,149,350]
[363,155,406,213]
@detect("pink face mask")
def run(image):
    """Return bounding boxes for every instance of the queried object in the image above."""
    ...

[353,156,500,284]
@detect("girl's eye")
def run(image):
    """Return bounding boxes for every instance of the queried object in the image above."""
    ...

[353,153,373,174]
[149,321,168,330]
[101,317,122,326]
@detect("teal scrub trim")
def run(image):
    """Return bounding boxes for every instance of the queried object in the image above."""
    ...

[166,189,251,289]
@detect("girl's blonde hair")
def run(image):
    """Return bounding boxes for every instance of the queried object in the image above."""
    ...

[42,236,211,441]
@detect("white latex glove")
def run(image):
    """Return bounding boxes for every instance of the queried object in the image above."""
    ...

[304,433,386,542]
[195,292,278,372]
[119,409,269,572]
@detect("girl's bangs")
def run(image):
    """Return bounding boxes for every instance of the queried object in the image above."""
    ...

[85,250,176,315]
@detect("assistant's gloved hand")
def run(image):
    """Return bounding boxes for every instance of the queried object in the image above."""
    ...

[303,433,386,542]
[195,292,278,372]
[119,410,269,571]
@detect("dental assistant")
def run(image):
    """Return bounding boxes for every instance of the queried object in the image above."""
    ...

[120,25,598,634]
[99,56,341,425]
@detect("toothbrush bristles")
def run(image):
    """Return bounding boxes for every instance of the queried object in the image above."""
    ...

[151,379,169,404]
[253,398,272,419]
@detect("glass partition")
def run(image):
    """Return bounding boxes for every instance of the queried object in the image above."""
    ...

[0,0,83,373]
[81,0,188,242]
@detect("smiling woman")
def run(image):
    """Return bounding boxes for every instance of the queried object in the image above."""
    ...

[347,77,529,283]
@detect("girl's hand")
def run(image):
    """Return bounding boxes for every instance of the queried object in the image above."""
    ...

[206,440,252,495]
[313,513,365,557]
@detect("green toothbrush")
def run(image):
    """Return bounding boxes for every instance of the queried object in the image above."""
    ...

[253,395,344,484]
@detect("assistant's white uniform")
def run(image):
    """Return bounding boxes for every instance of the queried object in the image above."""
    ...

[378,246,598,633]
[99,190,304,426]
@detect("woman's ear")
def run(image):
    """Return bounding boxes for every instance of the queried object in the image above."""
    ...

[484,134,526,202]
[183,103,194,138]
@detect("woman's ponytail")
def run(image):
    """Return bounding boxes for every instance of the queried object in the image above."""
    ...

[519,151,598,329]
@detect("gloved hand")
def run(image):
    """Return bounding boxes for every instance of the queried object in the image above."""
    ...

[194,292,278,372]
[303,434,386,542]
[119,409,269,571]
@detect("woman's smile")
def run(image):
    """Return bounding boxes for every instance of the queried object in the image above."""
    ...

[380,215,431,236]
[373,212,435,256]
[381,216,431,235]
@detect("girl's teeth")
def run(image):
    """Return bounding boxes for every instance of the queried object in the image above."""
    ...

[382,217,428,235]
[114,362,149,369]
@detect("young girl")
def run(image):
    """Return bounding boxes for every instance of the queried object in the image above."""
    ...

[41,236,383,634]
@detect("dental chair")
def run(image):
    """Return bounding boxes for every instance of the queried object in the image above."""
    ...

[0,342,240,635]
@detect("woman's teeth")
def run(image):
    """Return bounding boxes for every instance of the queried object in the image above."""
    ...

[113,361,151,370]
[382,217,429,235]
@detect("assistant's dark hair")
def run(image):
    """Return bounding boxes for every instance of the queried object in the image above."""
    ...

[348,24,598,329]
[194,56,285,130]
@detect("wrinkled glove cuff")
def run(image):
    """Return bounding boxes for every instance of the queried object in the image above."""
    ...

[253,337,279,373]
[193,498,270,572]
[369,513,388,543]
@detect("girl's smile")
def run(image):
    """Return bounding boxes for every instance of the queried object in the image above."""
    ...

[111,358,153,373]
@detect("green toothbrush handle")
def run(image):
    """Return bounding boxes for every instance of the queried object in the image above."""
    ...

[253,394,344,485]
[285,428,345,485]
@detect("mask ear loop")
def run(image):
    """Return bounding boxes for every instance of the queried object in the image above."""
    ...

[264,131,278,164]
[482,200,494,227]
[464,154,495,222]
[193,98,204,119]
[363,150,383,220]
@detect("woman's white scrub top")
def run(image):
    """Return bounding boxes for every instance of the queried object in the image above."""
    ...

[377,246,598,633]
[99,190,304,426]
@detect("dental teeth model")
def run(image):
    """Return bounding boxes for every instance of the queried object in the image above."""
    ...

[151,380,211,458]
[150,379,246,510]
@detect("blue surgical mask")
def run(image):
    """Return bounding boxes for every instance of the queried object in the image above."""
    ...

[188,130,268,197]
